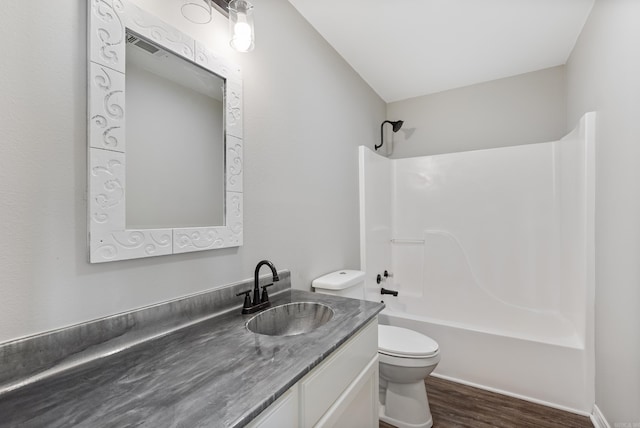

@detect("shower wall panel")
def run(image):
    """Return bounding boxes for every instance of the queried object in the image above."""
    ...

[359,146,392,296]
[388,122,591,347]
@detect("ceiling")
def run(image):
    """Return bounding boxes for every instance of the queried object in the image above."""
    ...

[287,0,594,103]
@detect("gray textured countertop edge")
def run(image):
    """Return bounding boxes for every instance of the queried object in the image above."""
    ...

[0,276,384,428]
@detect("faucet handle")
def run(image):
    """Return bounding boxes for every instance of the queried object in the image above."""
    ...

[236,289,252,309]
[260,283,274,303]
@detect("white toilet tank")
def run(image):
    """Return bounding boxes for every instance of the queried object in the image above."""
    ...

[312,270,366,300]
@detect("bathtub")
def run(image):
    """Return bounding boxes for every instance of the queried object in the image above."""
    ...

[376,303,591,415]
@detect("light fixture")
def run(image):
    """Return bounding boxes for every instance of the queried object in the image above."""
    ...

[376,120,404,151]
[228,0,255,52]
[181,0,213,24]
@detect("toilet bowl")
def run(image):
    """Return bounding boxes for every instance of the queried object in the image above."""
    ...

[378,325,440,428]
[312,270,440,428]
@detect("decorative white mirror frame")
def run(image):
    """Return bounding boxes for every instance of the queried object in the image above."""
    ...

[87,0,243,263]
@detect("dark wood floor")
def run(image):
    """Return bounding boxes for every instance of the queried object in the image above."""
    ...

[380,376,593,428]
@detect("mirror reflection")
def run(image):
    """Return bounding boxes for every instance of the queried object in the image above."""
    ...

[125,32,225,229]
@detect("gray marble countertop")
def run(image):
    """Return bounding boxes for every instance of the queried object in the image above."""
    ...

[0,289,383,428]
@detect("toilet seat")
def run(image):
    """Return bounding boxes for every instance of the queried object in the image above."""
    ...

[378,325,439,358]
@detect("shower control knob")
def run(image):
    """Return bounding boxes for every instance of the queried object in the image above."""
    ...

[384,270,393,278]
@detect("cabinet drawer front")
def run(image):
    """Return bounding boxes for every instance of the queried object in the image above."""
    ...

[300,319,378,427]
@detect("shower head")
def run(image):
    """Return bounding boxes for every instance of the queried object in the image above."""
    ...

[391,120,404,132]
[375,120,405,151]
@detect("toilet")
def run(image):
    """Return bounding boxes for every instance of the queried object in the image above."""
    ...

[312,270,440,428]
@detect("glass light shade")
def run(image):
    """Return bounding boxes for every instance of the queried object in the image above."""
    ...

[228,0,255,52]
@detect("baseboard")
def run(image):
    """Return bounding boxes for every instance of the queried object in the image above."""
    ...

[591,404,611,428]
[430,373,591,417]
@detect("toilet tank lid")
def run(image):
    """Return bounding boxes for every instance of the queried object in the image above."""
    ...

[312,270,365,290]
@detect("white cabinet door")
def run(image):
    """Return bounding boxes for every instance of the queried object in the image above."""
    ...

[246,385,299,428]
[315,354,379,428]
[300,320,378,427]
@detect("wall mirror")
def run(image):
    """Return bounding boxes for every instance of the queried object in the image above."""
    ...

[88,0,243,263]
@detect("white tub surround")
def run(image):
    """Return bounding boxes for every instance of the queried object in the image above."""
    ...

[360,113,595,413]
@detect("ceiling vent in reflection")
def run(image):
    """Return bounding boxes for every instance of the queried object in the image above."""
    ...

[126,34,161,56]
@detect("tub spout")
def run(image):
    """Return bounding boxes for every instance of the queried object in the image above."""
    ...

[381,288,399,297]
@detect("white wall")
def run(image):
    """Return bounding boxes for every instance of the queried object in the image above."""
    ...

[386,66,566,158]
[0,0,385,344]
[566,0,640,424]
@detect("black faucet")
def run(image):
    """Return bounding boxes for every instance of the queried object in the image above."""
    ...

[236,260,280,314]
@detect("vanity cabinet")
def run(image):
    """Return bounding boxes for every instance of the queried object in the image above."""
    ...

[247,319,379,428]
